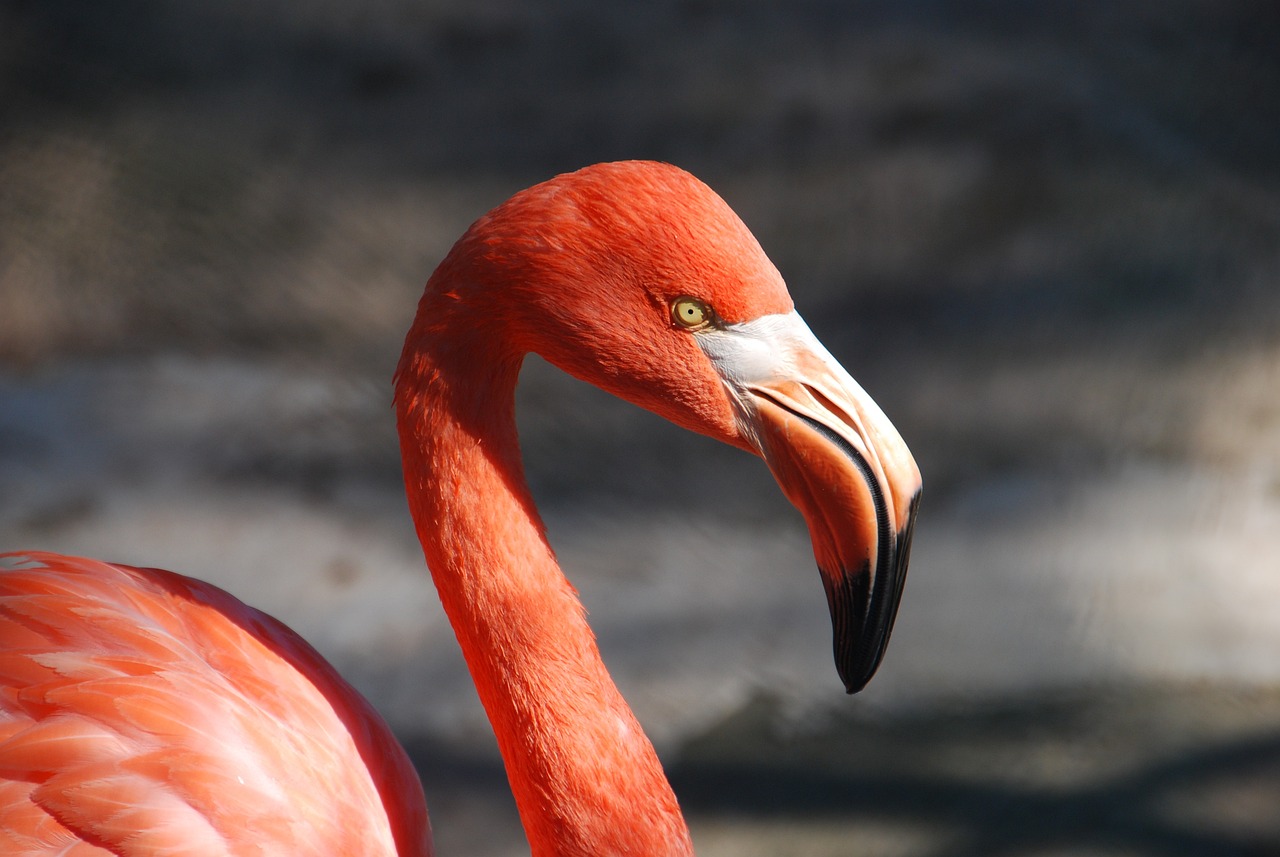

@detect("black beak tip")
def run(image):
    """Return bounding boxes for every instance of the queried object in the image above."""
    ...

[827,490,921,695]
[836,641,886,696]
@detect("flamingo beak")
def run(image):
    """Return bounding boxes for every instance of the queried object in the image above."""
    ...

[699,312,922,693]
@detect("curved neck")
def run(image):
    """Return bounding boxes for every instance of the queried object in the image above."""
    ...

[396,319,693,856]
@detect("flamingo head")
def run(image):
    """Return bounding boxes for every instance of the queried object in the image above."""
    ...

[428,161,922,693]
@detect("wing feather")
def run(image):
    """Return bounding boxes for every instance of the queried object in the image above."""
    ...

[0,552,432,856]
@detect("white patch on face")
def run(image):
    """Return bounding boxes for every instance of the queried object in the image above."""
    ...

[693,311,813,385]
[695,309,874,402]
[692,311,817,448]
[691,309,891,465]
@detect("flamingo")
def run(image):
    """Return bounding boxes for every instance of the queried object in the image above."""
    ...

[0,161,921,856]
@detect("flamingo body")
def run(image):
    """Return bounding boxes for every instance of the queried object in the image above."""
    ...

[0,553,430,857]
[0,161,921,855]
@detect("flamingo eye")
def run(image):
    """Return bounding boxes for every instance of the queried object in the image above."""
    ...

[671,296,715,330]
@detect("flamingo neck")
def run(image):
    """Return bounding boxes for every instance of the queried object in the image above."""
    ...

[396,328,693,857]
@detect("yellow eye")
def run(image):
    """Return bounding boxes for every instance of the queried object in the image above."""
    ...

[671,296,714,330]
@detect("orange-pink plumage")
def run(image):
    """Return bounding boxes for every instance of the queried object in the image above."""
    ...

[0,552,430,856]
[1,161,920,855]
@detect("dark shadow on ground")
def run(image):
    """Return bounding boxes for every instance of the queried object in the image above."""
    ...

[670,686,1280,856]
[399,684,1280,856]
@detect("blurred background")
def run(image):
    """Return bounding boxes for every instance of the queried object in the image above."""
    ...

[2,1,1279,854]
